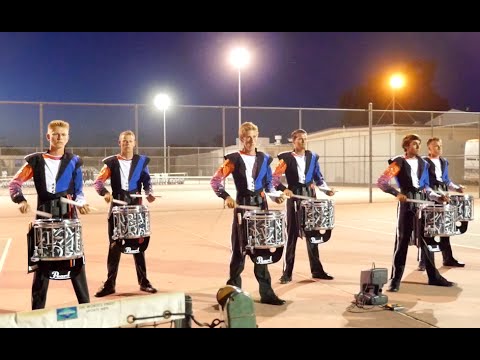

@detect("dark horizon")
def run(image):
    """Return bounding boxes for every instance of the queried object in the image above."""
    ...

[1,32,480,147]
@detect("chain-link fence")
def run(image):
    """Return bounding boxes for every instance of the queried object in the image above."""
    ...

[1,101,479,200]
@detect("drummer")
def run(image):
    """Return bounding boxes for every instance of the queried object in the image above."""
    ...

[210,122,286,305]
[417,137,466,270]
[9,119,91,310]
[93,130,157,297]
[377,133,454,292]
[272,129,335,284]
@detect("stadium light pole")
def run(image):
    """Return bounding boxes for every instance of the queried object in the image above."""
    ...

[389,73,405,126]
[229,47,251,132]
[153,93,171,174]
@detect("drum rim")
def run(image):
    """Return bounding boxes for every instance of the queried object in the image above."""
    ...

[113,231,152,240]
[450,194,474,200]
[37,254,83,261]
[422,204,457,211]
[34,218,81,226]
[112,205,149,213]
[300,199,334,206]
[244,210,286,219]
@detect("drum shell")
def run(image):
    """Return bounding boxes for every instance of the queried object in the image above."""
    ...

[33,218,83,261]
[112,205,151,240]
[243,210,286,249]
[300,199,335,231]
[421,204,457,237]
[449,194,474,221]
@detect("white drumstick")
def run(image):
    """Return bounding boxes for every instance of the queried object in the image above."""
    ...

[112,199,128,205]
[130,194,161,198]
[60,197,84,207]
[406,199,435,205]
[265,191,284,198]
[291,194,316,200]
[235,205,261,211]
[35,210,53,218]
[60,197,97,211]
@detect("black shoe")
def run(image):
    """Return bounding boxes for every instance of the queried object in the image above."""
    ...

[260,296,286,305]
[140,285,157,294]
[417,263,426,271]
[443,259,465,267]
[312,272,334,280]
[279,275,292,284]
[428,277,455,287]
[95,284,115,297]
[387,281,400,292]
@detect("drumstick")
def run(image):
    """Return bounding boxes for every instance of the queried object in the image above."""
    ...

[291,194,316,200]
[112,199,128,205]
[60,197,84,207]
[60,197,98,211]
[406,199,435,205]
[35,210,53,218]
[129,194,147,198]
[265,191,284,198]
[235,205,261,211]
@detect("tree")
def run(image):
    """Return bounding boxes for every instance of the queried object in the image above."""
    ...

[338,59,450,127]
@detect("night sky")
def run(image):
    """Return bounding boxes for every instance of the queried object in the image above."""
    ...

[1,32,479,147]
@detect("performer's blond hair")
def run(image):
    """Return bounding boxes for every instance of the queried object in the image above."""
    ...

[47,120,70,132]
[119,130,135,139]
[239,122,258,139]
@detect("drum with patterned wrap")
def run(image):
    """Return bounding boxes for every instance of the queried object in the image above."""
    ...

[32,218,83,261]
[420,204,457,237]
[112,205,151,240]
[449,194,474,221]
[300,199,335,231]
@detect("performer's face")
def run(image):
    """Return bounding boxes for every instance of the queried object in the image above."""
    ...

[428,140,442,157]
[119,134,136,153]
[241,130,258,154]
[406,140,421,157]
[293,133,307,151]
[47,126,69,149]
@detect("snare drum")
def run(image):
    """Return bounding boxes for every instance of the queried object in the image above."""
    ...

[300,199,335,231]
[32,218,83,261]
[420,204,457,237]
[243,210,286,249]
[112,205,151,240]
[449,194,474,221]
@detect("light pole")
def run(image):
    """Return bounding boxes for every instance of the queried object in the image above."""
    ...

[229,47,250,132]
[153,93,171,174]
[389,73,405,126]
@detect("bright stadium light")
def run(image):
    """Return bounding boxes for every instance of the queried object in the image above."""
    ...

[389,73,406,126]
[153,93,171,174]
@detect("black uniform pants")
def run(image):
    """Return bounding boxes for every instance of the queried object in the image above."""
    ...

[32,264,90,310]
[391,201,443,285]
[226,195,277,300]
[103,216,151,289]
[282,197,325,278]
[419,237,455,265]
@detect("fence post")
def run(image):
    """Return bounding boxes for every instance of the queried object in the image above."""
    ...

[39,103,44,150]
[369,102,373,204]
